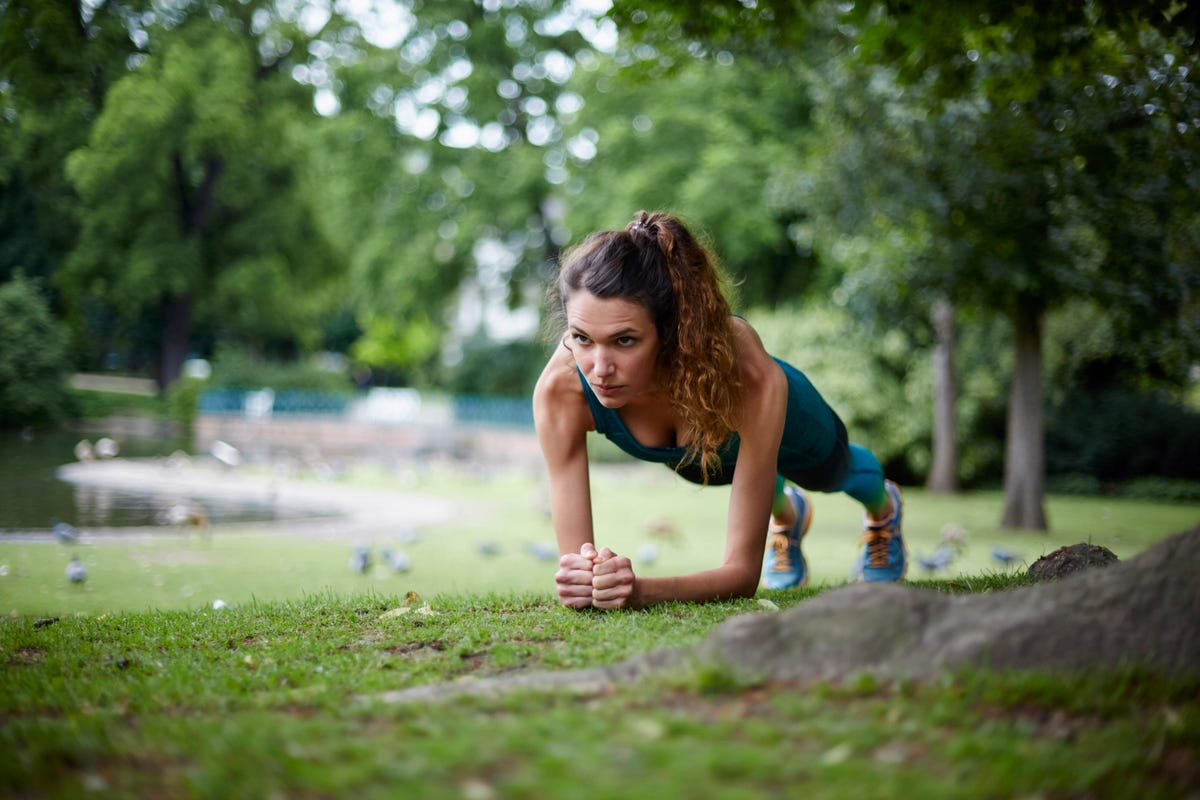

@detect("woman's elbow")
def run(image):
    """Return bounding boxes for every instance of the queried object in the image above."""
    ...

[726,569,760,600]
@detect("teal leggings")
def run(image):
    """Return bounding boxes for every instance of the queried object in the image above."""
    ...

[774,443,886,514]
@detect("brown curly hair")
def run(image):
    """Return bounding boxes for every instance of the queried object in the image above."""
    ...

[553,211,742,482]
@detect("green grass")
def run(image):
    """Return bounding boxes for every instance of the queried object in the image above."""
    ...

[1,462,1197,617]
[1,464,1198,796]
[2,590,1197,799]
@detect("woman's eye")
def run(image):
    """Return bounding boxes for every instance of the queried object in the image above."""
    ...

[617,336,636,346]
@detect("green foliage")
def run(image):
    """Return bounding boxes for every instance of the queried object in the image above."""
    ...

[1046,387,1200,483]
[207,345,352,393]
[350,313,442,384]
[0,274,69,427]
[1119,478,1200,504]
[164,377,206,434]
[58,17,345,386]
[65,389,166,422]
[747,304,932,481]
[561,55,818,306]
[441,337,549,397]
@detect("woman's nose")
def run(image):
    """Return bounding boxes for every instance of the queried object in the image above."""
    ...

[593,348,615,377]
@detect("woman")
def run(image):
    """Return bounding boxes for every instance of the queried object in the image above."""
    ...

[533,211,905,610]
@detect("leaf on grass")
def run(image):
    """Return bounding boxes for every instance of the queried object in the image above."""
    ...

[380,603,436,619]
[821,743,853,765]
[757,599,780,612]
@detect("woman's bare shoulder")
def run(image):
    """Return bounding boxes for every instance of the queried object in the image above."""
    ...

[730,317,778,383]
[535,344,582,397]
[533,344,592,430]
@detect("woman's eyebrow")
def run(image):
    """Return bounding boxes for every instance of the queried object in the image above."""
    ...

[570,324,638,339]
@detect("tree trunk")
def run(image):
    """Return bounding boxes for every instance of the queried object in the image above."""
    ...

[156,154,222,390]
[927,297,959,492]
[157,293,193,390]
[1001,298,1048,530]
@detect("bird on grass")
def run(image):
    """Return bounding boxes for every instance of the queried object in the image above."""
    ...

[526,541,557,562]
[66,556,87,584]
[991,546,1022,567]
[917,546,956,574]
[381,548,412,573]
[52,520,79,545]
[350,544,372,574]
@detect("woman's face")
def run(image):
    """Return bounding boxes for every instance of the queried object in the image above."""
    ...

[564,290,661,409]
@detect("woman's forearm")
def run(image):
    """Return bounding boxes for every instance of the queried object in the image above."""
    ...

[630,565,759,608]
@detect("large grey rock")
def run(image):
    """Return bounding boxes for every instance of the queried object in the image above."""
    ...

[377,525,1200,704]
[702,524,1198,682]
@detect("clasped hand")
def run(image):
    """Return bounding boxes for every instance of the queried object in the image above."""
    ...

[555,542,636,609]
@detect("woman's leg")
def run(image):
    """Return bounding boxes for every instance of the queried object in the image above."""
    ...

[836,444,892,521]
[770,473,795,526]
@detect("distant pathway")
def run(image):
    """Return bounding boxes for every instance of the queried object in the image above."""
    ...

[53,458,456,541]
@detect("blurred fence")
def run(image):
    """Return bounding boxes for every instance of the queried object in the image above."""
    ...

[198,388,351,417]
[451,395,534,428]
[198,388,532,428]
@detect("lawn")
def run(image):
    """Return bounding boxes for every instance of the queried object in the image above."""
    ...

[2,587,1197,798]
[1,462,1198,798]
[1,460,1197,617]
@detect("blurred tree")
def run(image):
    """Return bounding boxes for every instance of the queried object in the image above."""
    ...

[807,14,1200,528]
[308,0,592,381]
[611,0,1200,530]
[0,274,69,427]
[558,54,819,307]
[0,0,140,287]
[60,10,343,389]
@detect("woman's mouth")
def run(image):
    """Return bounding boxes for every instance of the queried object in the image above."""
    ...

[592,384,623,398]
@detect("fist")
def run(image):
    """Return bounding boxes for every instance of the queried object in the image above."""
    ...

[555,543,597,609]
[591,546,636,609]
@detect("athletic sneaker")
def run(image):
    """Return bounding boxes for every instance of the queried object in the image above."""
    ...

[762,486,813,589]
[857,480,907,583]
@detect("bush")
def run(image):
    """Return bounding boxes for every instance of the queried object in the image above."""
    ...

[441,338,549,398]
[0,274,70,427]
[207,344,353,393]
[1118,477,1200,503]
[747,303,949,484]
[1046,388,1200,483]
[165,377,206,433]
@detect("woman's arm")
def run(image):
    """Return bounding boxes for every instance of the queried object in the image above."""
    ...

[533,347,599,608]
[594,319,789,609]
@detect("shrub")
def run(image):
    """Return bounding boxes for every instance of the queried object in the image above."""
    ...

[441,338,549,398]
[0,274,70,427]
[1118,477,1200,503]
[165,377,206,434]
[207,344,353,393]
[1046,388,1200,482]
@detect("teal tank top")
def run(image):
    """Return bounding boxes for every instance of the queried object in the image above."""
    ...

[575,356,840,485]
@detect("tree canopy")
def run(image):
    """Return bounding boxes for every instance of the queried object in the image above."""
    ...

[1,0,1196,514]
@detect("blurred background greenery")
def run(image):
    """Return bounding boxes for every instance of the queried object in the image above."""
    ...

[2,0,1198,530]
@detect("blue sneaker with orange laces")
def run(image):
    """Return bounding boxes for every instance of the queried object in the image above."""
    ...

[762,486,813,589]
[857,480,907,583]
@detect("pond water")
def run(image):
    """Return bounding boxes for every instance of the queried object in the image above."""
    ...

[0,426,316,534]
